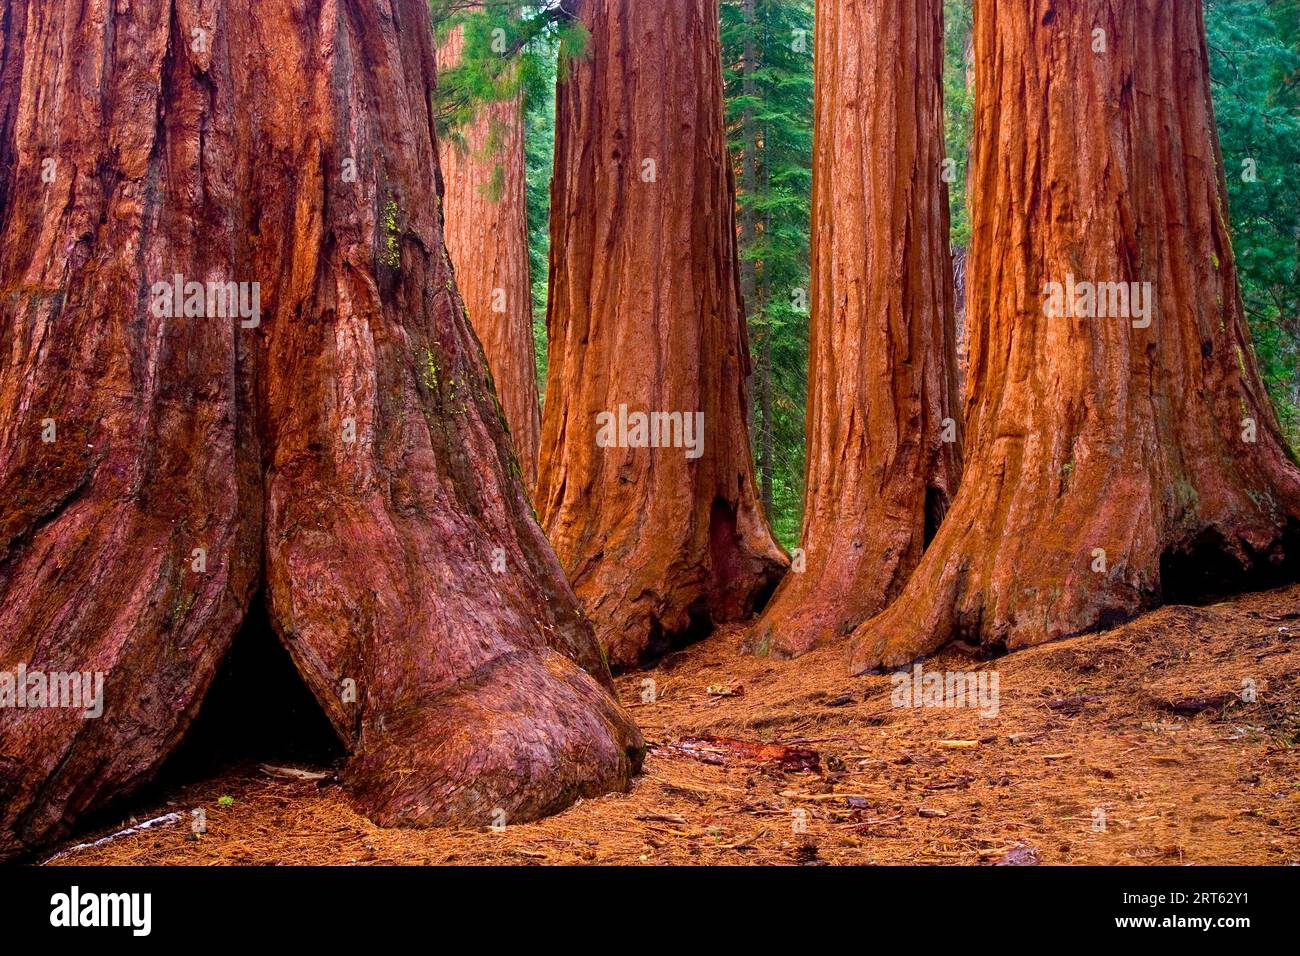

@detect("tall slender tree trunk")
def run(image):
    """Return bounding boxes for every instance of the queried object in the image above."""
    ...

[436,24,542,490]
[738,0,760,319]
[954,24,975,396]
[851,0,1300,672]
[752,0,961,659]
[537,0,788,669]
[0,0,640,860]
[738,0,768,511]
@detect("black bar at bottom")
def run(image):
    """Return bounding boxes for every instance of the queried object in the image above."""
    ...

[0,864,1287,943]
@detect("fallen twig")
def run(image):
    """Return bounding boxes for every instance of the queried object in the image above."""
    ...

[43,812,182,863]
[635,813,689,825]
[259,763,330,782]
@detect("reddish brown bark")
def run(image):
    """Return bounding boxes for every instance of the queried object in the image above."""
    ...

[850,0,1300,672]
[0,0,640,860]
[436,25,541,490]
[537,0,787,669]
[751,0,961,659]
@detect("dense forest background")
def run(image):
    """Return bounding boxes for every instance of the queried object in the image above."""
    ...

[436,0,1300,549]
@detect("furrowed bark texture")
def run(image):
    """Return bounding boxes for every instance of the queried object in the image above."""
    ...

[436,25,541,490]
[752,0,962,660]
[0,0,641,860]
[537,0,788,669]
[849,0,1300,673]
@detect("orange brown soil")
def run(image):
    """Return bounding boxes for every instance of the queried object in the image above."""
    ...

[46,585,1300,866]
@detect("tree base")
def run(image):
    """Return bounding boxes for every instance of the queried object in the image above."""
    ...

[749,541,914,659]
[344,649,643,827]
[848,513,1300,675]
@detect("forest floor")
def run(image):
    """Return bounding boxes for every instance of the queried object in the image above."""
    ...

[44,584,1300,866]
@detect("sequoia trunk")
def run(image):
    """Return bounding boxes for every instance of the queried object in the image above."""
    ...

[850,0,1300,672]
[537,0,787,669]
[752,0,961,659]
[436,25,541,490]
[0,0,640,860]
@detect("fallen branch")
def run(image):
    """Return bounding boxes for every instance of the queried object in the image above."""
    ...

[43,812,182,863]
[715,827,769,850]
[780,790,881,802]
[259,763,331,782]
[664,736,821,772]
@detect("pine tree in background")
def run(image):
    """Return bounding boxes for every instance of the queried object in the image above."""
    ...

[431,2,583,142]
[524,52,559,398]
[942,0,974,389]
[1206,0,1300,446]
[942,0,974,251]
[721,0,814,548]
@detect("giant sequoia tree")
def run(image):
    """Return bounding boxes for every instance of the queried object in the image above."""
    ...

[537,0,788,668]
[752,0,961,660]
[436,22,542,489]
[0,0,641,860]
[850,0,1300,672]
